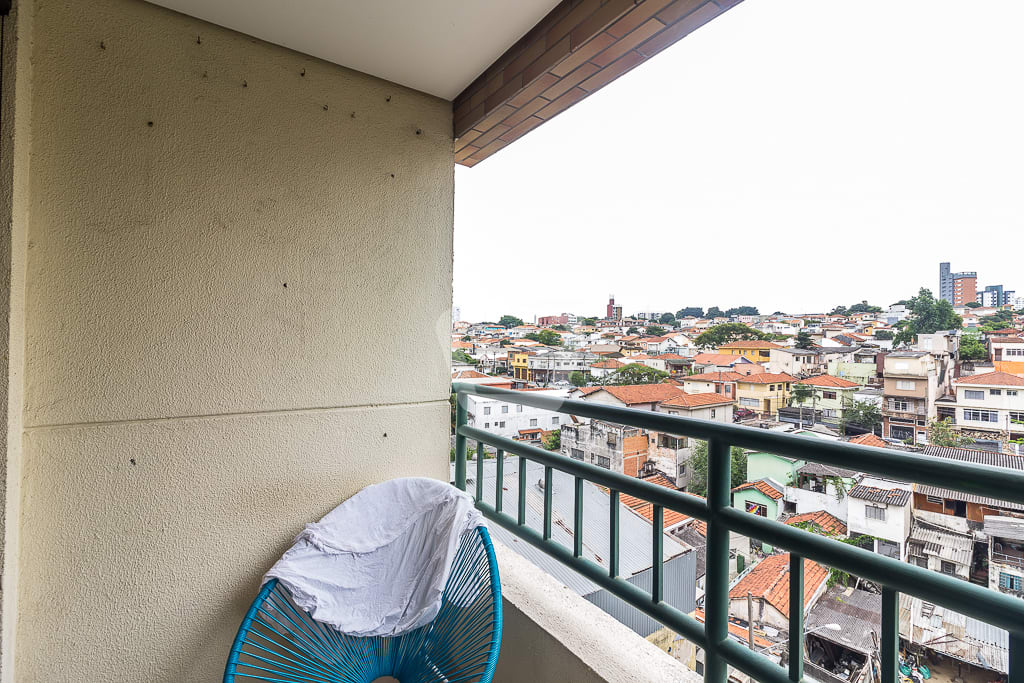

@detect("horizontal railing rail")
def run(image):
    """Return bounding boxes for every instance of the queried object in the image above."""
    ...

[452,382,1024,683]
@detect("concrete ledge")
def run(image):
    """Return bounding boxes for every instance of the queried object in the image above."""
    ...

[491,539,701,683]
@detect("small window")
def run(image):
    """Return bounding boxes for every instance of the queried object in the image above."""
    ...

[940,561,956,575]
[865,505,887,521]
[551,417,559,425]
[896,380,916,391]
[999,572,1023,591]
[517,405,523,412]
[991,389,1003,396]
[501,405,509,413]
[964,390,985,400]
[483,406,491,415]
[926,495,943,505]
[595,455,611,469]
[710,409,716,418]
[529,419,538,427]
[484,423,490,428]
[1009,391,1019,397]
[823,391,837,400]
[913,556,928,568]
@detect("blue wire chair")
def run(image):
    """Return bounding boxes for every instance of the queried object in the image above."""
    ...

[224,525,502,683]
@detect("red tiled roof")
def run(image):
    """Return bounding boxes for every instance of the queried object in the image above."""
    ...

[985,328,1021,335]
[660,393,736,409]
[784,510,847,536]
[452,369,489,379]
[619,476,703,530]
[732,480,783,500]
[736,373,798,385]
[991,336,1024,344]
[692,610,774,649]
[583,384,685,405]
[729,553,828,618]
[657,353,690,361]
[955,371,1024,387]
[691,520,707,537]
[591,359,625,369]
[719,340,784,349]
[693,353,751,366]
[848,432,887,448]
[798,374,860,389]
[517,428,542,435]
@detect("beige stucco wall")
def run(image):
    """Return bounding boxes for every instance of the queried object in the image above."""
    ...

[12,0,453,680]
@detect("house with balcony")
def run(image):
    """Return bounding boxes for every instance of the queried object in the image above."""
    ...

[986,516,1024,599]
[691,352,764,375]
[788,374,861,422]
[528,349,599,385]
[716,340,784,366]
[881,351,951,443]
[846,479,913,560]
[681,371,743,400]
[951,371,1024,452]
[992,335,1024,375]
[734,373,798,418]
[783,461,859,522]
[826,348,881,386]
[655,393,735,488]
[768,347,824,377]
[906,511,973,581]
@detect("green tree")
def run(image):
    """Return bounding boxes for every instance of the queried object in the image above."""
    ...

[694,323,767,349]
[927,418,974,448]
[959,329,988,361]
[542,430,561,451]
[452,350,477,365]
[552,324,570,331]
[525,330,563,346]
[830,305,848,316]
[795,329,815,349]
[676,307,704,318]
[499,339,511,347]
[790,383,813,406]
[601,363,669,385]
[568,371,587,387]
[892,288,962,346]
[498,315,524,328]
[659,312,676,325]
[645,325,667,336]
[840,400,882,435]
[687,441,748,496]
[965,301,982,308]
[848,300,882,314]
[874,330,894,340]
[626,326,641,335]
[725,306,759,316]
[461,335,472,341]
[581,317,597,326]
[706,306,725,318]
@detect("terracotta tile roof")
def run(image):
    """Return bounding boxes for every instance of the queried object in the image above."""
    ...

[736,373,799,385]
[591,359,625,369]
[729,553,828,618]
[692,609,774,649]
[619,476,703,530]
[452,369,489,379]
[691,520,707,537]
[452,341,474,349]
[657,353,690,361]
[683,371,745,383]
[693,353,751,366]
[732,479,784,500]
[517,428,542,435]
[583,384,685,406]
[985,328,1021,335]
[718,340,784,350]
[955,371,1024,386]
[798,374,860,389]
[848,432,887,448]
[784,510,847,536]
[574,386,603,396]
[660,393,736,409]
[991,336,1024,344]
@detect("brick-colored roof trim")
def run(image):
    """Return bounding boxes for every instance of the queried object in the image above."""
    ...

[784,510,848,536]
[732,479,783,500]
[736,373,798,385]
[729,553,828,618]
[718,340,784,349]
[584,383,684,405]
[454,0,742,166]
[683,371,745,382]
[798,374,860,389]
[955,371,1024,387]
[848,432,887,448]
[660,393,735,409]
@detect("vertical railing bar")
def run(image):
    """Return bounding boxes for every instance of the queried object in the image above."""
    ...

[881,587,898,683]
[704,437,731,683]
[573,476,583,558]
[1010,632,1023,683]
[475,441,484,502]
[495,449,504,514]
[609,490,620,579]
[454,392,467,491]
[652,505,664,604]
[518,456,526,526]
[789,553,804,682]
[543,466,553,540]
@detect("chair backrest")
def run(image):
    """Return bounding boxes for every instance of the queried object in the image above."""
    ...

[224,525,502,683]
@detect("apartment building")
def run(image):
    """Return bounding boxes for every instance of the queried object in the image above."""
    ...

[527,350,598,384]
[881,351,950,444]
[951,371,1024,452]
[560,420,649,477]
[465,389,568,441]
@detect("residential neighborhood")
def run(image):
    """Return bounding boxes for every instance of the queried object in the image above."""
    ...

[453,267,1024,682]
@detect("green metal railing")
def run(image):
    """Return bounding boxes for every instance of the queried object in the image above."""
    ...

[452,381,1024,683]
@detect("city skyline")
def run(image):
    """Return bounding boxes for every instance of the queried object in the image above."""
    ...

[454,0,1024,322]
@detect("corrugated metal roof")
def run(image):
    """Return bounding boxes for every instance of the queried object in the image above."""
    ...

[465,458,689,597]
[922,445,1024,470]
[899,594,1008,674]
[798,462,859,478]
[916,484,1024,512]
[849,485,911,507]
[805,586,881,656]
[908,518,973,565]
[984,515,1024,543]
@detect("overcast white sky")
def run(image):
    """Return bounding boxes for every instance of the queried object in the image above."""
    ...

[453,0,1024,323]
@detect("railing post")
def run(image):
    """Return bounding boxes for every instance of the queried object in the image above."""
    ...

[704,438,731,683]
[652,505,664,604]
[789,554,804,681]
[881,587,898,683]
[609,490,620,579]
[454,391,467,491]
[1011,632,1023,683]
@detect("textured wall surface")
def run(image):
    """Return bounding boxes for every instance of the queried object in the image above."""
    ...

[15,0,453,679]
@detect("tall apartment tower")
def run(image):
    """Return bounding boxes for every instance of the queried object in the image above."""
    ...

[938,262,977,305]
[606,295,615,320]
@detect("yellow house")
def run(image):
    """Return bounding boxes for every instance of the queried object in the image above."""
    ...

[717,340,784,364]
[735,373,797,417]
[509,350,533,381]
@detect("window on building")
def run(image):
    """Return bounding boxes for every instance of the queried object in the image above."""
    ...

[990,389,1003,396]
[501,405,508,413]
[940,561,956,575]
[595,455,611,469]
[964,409,999,422]
[529,418,538,427]
[999,572,1023,591]
[570,448,584,461]
[497,421,505,428]
[484,423,490,428]
[516,405,523,412]
[483,406,491,415]
[964,390,985,400]
[710,409,716,418]
[913,556,928,568]
[1009,391,1019,397]
[823,391,837,400]
[551,417,559,425]
[926,495,944,505]
[1011,412,1024,423]
[865,505,887,521]
[896,380,915,391]
[740,398,760,407]
[607,433,618,447]
[891,399,910,412]
[745,501,767,517]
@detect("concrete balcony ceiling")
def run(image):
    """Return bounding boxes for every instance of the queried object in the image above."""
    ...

[146,0,562,99]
